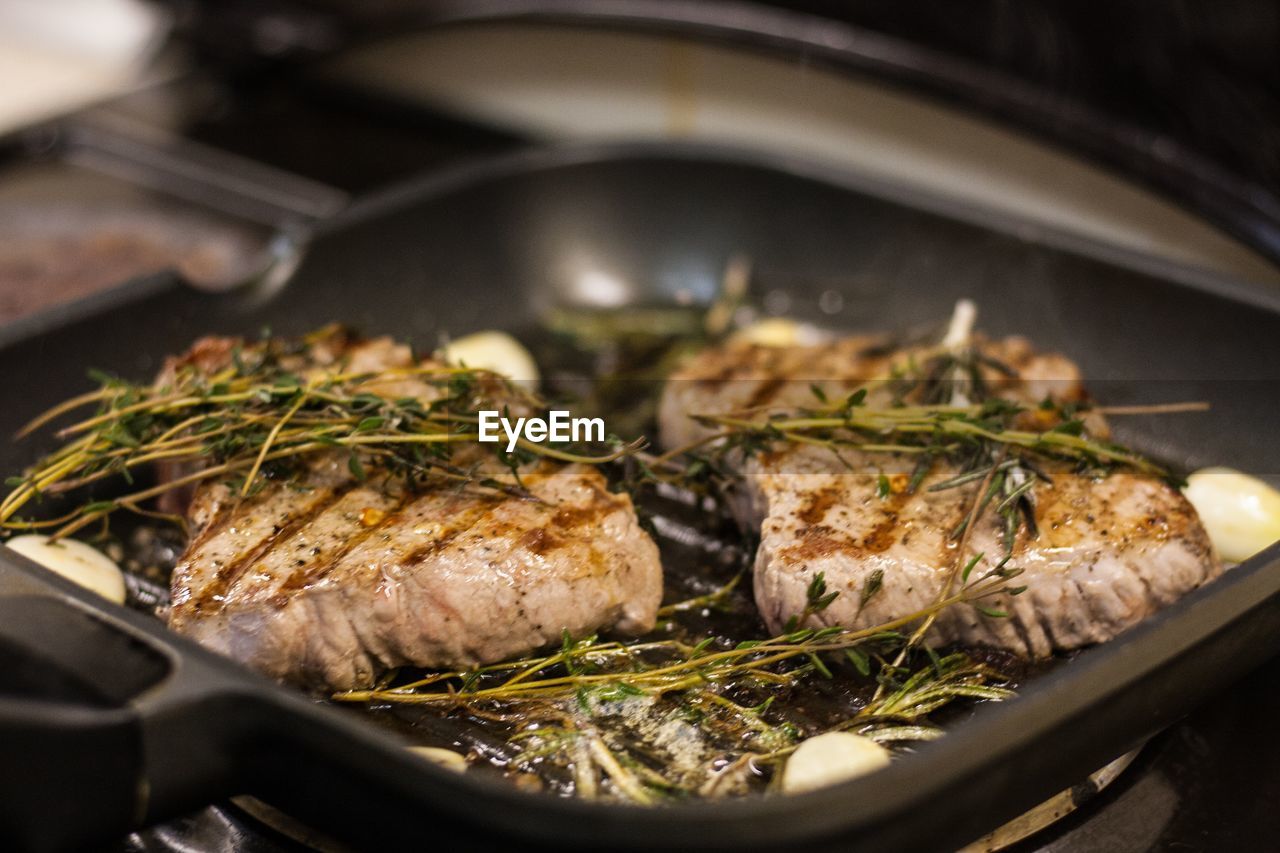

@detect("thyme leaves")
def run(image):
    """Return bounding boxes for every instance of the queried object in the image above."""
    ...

[1,332,640,539]
[334,563,1022,801]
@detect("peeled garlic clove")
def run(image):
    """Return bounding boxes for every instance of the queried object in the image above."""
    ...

[728,318,829,348]
[440,331,540,384]
[782,731,891,794]
[6,534,126,604]
[1184,468,1280,563]
[408,745,467,773]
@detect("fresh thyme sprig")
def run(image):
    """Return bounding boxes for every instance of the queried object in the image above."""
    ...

[1,332,643,539]
[660,340,1191,562]
[492,647,1011,803]
[748,651,1015,769]
[334,562,1019,706]
[336,565,1019,801]
[692,398,1167,477]
[652,333,1202,698]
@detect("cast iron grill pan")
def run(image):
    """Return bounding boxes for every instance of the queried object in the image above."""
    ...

[1,144,1278,852]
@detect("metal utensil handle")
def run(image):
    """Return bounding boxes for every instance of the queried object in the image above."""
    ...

[49,112,349,230]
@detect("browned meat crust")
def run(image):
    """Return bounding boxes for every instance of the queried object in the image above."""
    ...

[165,334,662,690]
[659,335,1220,656]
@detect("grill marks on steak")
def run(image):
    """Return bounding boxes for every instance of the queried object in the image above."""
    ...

[659,335,1221,657]
[658,334,1093,451]
[172,455,659,690]
[746,446,1219,656]
[165,335,662,690]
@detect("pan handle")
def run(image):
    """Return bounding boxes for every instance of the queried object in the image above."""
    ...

[0,694,141,852]
[0,553,482,853]
[0,568,260,851]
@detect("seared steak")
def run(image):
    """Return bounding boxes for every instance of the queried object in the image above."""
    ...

[166,335,662,690]
[659,335,1221,656]
[658,335,1088,451]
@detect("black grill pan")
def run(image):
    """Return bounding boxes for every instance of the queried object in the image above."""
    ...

[1,143,1278,852]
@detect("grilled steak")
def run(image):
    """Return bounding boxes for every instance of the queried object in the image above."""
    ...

[166,335,662,690]
[658,334,1089,451]
[659,335,1221,656]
